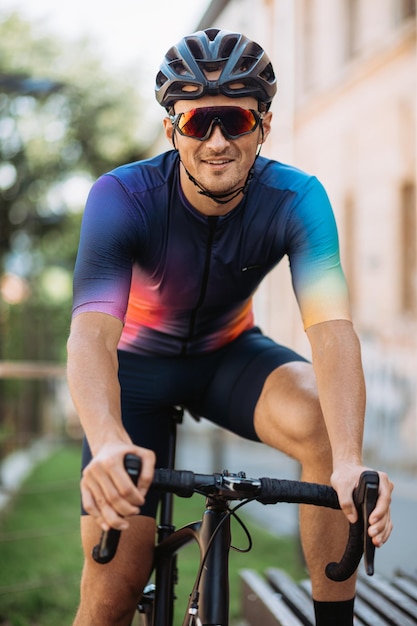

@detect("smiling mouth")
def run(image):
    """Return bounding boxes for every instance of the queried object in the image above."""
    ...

[204,158,233,166]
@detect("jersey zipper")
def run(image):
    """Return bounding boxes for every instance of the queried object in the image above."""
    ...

[182,215,218,355]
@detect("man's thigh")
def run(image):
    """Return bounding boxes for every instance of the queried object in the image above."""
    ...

[190,327,308,441]
[80,330,308,515]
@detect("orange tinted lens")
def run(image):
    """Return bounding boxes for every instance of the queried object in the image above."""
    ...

[177,107,258,139]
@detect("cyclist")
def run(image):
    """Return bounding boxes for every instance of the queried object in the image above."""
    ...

[67,28,393,626]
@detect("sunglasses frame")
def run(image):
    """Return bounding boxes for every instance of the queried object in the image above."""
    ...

[169,106,264,141]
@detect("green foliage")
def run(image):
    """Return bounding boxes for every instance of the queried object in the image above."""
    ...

[0,9,149,292]
[0,10,154,450]
[0,10,148,267]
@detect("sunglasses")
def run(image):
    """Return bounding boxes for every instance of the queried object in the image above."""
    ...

[170,106,264,141]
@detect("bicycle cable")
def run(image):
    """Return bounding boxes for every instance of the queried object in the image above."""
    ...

[187,496,256,616]
[230,499,254,553]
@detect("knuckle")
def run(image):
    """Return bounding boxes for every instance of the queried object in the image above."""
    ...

[140,471,153,486]
[81,466,94,483]
[141,448,156,464]
[119,484,134,499]
[94,494,107,509]
[83,502,95,515]
[338,495,353,511]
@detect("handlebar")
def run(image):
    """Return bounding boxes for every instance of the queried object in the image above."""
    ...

[325,470,379,580]
[92,455,380,581]
[91,455,141,565]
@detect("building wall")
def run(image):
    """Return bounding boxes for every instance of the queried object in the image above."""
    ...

[200,0,417,467]
[293,1,416,337]
[289,0,417,467]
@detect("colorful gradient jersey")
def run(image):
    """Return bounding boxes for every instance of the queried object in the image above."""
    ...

[72,151,351,355]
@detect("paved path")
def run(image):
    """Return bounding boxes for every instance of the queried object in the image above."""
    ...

[0,439,55,509]
[176,415,417,579]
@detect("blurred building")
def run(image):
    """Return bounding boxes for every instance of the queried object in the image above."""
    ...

[195,0,417,468]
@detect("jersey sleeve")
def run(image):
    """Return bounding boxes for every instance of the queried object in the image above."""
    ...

[72,174,146,323]
[287,177,351,330]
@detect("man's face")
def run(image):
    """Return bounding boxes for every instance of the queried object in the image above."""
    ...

[163,94,272,212]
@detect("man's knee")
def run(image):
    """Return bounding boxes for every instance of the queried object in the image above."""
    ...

[75,516,156,625]
[254,362,331,462]
[78,562,140,625]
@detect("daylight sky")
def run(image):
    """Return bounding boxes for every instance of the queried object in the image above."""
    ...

[2,0,212,107]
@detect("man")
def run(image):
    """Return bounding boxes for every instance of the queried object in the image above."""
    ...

[67,28,393,626]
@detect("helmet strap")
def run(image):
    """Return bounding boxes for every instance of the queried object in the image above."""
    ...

[174,125,264,205]
[181,163,253,205]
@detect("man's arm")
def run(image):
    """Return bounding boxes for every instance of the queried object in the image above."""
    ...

[67,311,155,530]
[306,319,393,547]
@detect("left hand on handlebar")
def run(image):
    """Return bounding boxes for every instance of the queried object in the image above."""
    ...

[331,463,394,547]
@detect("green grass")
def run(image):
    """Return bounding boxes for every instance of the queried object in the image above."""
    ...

[0,446,305,626]
[0,445,83,626]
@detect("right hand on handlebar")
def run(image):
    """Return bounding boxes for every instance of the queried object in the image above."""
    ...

[81,442,155,531]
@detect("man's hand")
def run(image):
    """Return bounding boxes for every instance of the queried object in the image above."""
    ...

[81,442,156,531]
[331,463,394,547]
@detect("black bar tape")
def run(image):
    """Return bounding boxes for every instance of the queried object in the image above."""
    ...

[257,478,340,509]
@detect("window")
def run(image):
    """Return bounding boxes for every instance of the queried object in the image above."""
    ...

[343,193,357,308]
[301,0,314,90]
[393,0,416,26]
[399,0,416,21]
[400,182,416,314]
[344,0,360,60]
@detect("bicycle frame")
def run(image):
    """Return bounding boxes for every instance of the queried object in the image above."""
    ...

[141,408,232,626]
[149,498,231,625]
[91,408,378,625]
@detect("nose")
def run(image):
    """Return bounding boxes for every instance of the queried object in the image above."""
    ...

[205,122,231,149]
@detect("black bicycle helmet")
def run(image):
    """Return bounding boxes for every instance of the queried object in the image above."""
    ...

[155,28,277,112]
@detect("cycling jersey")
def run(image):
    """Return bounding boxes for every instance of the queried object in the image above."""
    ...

[72,150,351,355]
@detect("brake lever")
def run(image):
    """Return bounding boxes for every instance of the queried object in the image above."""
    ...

[353,470,379,575]
[92,454,141,564]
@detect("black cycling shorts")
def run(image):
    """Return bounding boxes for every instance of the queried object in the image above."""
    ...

[81,326,308,517]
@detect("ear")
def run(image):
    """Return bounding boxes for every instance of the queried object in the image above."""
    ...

[260,111,272,143]
[163,117,175,147]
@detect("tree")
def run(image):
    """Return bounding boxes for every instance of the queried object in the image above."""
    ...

[0,11,152,452]
[0,10,151,340]
[0,11,148,276]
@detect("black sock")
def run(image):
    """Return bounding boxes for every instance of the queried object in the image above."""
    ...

[313,598,354,626]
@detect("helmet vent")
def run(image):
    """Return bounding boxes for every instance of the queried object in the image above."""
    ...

[260,62,276,84]
[169,60,190,76]
[205,28,221,41]
[220,35,240,59]
[200,61,225,73]
[165,46,180,63]
[234,55,256,74]
[246,42,263,57]
[155,29,277,109]
[188,39,205,60]
[155,71,167,88]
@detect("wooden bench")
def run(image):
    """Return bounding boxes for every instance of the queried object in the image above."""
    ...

[240,567,417,625]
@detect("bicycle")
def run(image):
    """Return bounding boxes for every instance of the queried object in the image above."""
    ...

[92,407,379,626]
